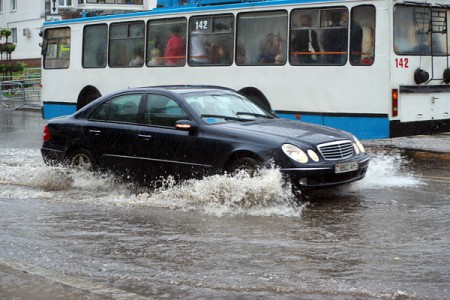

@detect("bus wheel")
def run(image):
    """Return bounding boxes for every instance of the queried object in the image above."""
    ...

[77,86,101,110]
[70,149,96,171]
[238,87,272,111]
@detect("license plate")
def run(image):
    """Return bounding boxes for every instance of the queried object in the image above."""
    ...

[335,161,359,174]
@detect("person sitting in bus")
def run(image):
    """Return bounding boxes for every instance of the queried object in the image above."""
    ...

[148,48,163,66]
[258,33,283,64]
[129,47,144,66]
[291,14,320,64]
[164,25,186,66]
[322,10,348,64]
[189,30,209,64]
[236,45,246,65]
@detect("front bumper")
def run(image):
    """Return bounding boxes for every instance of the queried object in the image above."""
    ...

[281,156,370,189]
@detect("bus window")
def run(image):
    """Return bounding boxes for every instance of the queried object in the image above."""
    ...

[290,9,321,65]
[43,27,71,69]
[350,5,375,66]
[147,18,187,67]
[109,21,145,67]
[290,8,347,65]
[83,24,107,68]
[394,5,447,56]
[321,8,348,65]
[188,14,234,66]
[237,11,287,65]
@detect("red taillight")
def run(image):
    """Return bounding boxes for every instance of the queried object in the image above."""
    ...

[392,89,398,117]
[43,125,51,141]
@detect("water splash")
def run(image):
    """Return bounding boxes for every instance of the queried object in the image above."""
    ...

[346,149,424,192]
[0,148,423,216]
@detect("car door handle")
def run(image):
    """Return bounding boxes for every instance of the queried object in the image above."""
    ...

[138,134,152,138]
[89,129,101,134]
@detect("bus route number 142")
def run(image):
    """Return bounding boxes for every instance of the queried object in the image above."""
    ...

[395,58,409,68]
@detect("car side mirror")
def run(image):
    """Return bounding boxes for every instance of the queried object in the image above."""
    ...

[175,120,197,131]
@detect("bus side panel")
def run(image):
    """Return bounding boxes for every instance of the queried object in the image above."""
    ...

[43,102,77,119]
[277,113,390,139]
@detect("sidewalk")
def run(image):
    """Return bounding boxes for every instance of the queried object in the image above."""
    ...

[364,133,450,161]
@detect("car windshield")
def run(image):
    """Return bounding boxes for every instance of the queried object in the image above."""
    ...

[184,92,275,124]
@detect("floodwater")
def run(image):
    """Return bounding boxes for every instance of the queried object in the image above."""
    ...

[1,110,449,299]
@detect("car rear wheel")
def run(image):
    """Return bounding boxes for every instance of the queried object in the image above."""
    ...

[229,157,259,177]
[70,149,96,171]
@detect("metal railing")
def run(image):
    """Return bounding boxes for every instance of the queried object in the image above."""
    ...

[0,68,42,110]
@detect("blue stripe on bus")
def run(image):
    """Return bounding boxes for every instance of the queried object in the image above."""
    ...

[44,0,337,26]
[276,113,390,140]
[43,103,389,139]
[43,103,77,119]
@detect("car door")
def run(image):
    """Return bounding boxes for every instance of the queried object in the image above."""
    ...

[135,93,213,180]
[84,93,143,173]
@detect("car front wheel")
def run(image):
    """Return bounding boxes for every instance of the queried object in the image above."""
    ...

[228,157,259,177]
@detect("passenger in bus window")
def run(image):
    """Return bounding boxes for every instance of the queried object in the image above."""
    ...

[350,21,363,64]
[129,47,144,66]
[208,37,233,65]
[148,48,163,66]
[189,31,209,64]
[164,25,186,66]
[258,33,284,64]
[236,45,246,65]
[322,10,348,64]
[291,14,320,64]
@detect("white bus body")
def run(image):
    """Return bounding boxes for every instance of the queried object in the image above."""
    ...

[40,0,450,139]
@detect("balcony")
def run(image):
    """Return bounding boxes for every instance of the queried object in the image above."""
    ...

[76,0,147,12]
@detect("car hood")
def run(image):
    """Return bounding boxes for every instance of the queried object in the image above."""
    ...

[216,118,353,146]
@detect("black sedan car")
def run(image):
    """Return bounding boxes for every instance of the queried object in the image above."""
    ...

[41,86,369,190]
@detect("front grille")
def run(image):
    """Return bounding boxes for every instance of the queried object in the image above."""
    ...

[318,140,354,161]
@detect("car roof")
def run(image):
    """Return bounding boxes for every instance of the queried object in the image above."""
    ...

[135,85,237,95]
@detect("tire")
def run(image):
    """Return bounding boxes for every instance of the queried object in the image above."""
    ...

[70,149,96,171]
[228,157,259,177]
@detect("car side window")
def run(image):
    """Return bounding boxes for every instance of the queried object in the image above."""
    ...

[143,94,188,127]
[90,94,142,123]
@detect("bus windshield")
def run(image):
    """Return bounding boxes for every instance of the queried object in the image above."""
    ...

[394,5,448,56]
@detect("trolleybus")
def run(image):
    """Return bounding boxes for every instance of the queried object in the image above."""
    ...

[40,0,450,139]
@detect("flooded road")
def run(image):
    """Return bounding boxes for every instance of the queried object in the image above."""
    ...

[1,110,449,299]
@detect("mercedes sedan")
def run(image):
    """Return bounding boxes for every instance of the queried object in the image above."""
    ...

[41,86,369,190]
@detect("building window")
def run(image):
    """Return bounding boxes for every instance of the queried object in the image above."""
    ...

[11,28,17,43]
[10,0,16,11]
[59,0,73,6]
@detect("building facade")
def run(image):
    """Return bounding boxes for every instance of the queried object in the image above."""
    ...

[0,0,156,67]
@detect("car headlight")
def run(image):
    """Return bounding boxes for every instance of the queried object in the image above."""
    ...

[282,144,308,163]
[307,149,320,162]
[353,135,366,153]
[353,143,360,155]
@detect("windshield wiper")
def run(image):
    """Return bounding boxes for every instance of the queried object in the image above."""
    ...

[236,112,274,119]
[201,114,251,122]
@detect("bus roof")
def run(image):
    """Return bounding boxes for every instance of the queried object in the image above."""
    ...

[43,0,339,27]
